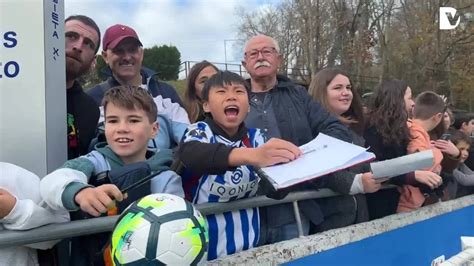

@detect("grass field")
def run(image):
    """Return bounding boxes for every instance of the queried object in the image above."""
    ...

[166,80,187,97]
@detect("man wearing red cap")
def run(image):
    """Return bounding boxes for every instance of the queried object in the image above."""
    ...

[87,24,189,150]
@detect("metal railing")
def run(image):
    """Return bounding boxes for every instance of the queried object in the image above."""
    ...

[179,61,247,78]
[0,189,342,249]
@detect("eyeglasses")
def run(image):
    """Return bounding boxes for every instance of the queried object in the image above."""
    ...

[244,47,277,59]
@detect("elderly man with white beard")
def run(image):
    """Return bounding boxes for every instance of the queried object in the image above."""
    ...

[242,34,354,244]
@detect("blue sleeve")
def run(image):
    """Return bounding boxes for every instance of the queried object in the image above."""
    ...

[155,115,172,149]
[155,114,188,149]
[151,170,184,197]
[62,156,96,178]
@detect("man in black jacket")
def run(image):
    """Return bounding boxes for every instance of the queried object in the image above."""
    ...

[65,15,101,160]
[242,34,354,244]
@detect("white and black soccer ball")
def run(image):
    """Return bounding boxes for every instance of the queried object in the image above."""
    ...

[110,193,208,265]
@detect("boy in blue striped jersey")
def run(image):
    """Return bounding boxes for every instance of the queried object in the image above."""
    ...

[177,71,301,260]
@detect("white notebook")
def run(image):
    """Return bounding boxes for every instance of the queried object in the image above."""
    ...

[259,133,375,190]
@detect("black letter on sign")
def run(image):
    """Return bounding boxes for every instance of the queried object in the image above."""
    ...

[5,61,20,78]
[4,31,17,48]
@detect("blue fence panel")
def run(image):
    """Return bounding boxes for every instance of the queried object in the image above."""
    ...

[287,205,474,266]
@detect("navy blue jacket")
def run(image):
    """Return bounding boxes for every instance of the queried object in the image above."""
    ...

[87,67,184,107]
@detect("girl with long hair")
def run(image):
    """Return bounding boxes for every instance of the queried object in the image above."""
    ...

[183,61,218,123]
[364,80,442,219]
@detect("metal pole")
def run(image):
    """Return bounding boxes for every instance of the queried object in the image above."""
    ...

[292,201,304,237]
[224,40,228,70]
[0,216,118,249]
[0,190,338,248]
[187,61,191,78]
[0,186,399,248]
[184,61,188,78]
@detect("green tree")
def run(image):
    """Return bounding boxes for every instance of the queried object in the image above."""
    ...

[80,55,107,90]
[236,0,474,110]
[95,55,107,81]
[143,45,181,80]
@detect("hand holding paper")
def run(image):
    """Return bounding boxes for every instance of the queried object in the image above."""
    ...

[229,138,301,167]
[361,172,383,193]
[255,138,302,166]
[259,133,375,190]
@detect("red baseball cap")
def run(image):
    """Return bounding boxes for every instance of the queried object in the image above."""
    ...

[102,24,143,51]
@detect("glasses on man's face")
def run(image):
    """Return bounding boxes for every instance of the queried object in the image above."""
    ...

[245,47,277,60]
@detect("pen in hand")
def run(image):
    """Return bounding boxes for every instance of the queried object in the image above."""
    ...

[302,144,328,155]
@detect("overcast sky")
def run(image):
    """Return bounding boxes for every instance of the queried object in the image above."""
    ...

[65,0,280,66]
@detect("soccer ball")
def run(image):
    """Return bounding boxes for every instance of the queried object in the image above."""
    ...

[110,193,208,265]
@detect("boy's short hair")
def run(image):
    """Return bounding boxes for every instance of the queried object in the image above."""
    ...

[413,91,446,120]
[201,71,250,101]
[449,129,472,146]
[453,111,474,130]
[102,85,157,123]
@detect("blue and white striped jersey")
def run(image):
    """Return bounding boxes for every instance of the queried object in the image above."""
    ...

[181,121,265,260]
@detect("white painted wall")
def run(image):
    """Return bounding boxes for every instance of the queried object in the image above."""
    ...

[0,0,66,176]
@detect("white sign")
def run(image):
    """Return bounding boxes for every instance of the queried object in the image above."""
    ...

[0,0,66,176]
[439,7,461,30]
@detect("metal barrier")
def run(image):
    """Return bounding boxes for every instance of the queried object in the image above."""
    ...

[0,189,344,249]
[211,195,474,265]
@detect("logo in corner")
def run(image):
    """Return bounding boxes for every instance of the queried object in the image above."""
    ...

[439,7,461,30]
